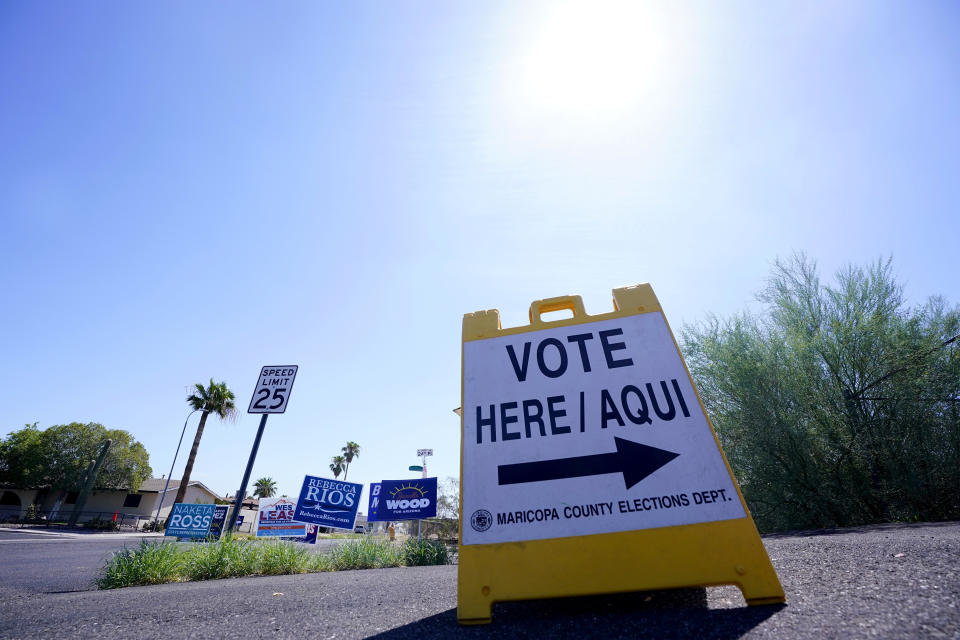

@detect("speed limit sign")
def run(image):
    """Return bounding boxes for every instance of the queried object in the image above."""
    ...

[248,365,298,414]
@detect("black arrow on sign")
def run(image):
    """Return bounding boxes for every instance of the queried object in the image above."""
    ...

[497,437,680,490]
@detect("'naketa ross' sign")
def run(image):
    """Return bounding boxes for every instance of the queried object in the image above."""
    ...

[457,286,784,624]
[165,503,215,539]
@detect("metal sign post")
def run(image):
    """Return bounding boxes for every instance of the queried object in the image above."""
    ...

[417,449,433,479]
[227,365,298,535]
[227,413,268,535]
[416,449,433,538]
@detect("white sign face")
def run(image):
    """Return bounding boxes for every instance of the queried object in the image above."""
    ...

[255,497,306,537]
[417,449,433,457]
[248,365,299,414]
[461,312,744,546]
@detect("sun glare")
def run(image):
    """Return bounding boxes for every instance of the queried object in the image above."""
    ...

[515,2,665,117]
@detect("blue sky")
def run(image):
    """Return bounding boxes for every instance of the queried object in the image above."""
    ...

[1,1,958,506]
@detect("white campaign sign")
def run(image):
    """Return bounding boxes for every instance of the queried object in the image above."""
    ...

[248,365,298,414]
[461,312,744,546]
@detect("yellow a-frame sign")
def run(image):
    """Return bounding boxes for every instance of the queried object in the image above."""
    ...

[458,285,784,624]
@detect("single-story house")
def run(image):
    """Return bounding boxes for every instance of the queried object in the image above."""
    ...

[0,477,223,528]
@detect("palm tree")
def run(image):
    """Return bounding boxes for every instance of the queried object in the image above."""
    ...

[174,379,237,505]
[253,477,277,498]
[341,441,360,480]
[329,455,345,479]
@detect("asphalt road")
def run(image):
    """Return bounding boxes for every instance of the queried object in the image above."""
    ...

[0,522,957,639]
[0,528,340,597]
[0,528,158,596]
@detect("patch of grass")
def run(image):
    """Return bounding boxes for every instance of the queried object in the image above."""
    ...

[399,538,449,566]
[184,536,258,580]
[259,539,312,575]
[324,537,403,570]
[96,540,182,589]
[308,552,333,572]
[97,535,451,590]
[318,537,451,570]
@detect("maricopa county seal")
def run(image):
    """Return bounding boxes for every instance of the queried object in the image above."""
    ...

[470,509,493,532]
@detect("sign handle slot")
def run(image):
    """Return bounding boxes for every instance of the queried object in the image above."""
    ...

[529,295,587,325]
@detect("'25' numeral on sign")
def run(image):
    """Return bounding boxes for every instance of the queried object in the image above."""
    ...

[252,388,287,410]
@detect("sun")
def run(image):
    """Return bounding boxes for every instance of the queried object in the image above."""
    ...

[514,1,665,117]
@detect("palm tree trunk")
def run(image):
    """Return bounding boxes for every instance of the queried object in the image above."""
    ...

[173,411,209,505]
[343,462,349,481]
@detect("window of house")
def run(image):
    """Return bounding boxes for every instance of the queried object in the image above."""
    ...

[123,494,142,508]
[0,491,21,506]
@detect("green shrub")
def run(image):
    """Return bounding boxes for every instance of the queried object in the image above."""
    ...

[86,517,120,531]
[682,255,960,532]
[96,541,182,589]
[143,519,166,532]
[399,538,449,566]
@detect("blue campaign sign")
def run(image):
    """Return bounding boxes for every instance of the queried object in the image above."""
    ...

[366,482,384,521]
[165,503,216,539]
[293,475,363,530]
[209,505,229,538]
[378,478,438,521]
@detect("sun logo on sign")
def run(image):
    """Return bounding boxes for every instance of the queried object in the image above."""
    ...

[390,483,428,501]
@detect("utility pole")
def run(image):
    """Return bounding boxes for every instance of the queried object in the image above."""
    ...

[153,409,200,527]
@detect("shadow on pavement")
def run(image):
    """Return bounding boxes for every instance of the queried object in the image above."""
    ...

[370,589,783,639]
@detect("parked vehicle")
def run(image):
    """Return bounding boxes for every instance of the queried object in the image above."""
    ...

[353,525,365,534]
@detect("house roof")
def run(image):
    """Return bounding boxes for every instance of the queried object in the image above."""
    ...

[1,478,223,498]
[138,478,221,498]
[225,493,260,508]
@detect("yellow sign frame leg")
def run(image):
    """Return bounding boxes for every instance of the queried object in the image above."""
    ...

[458,284,785,625]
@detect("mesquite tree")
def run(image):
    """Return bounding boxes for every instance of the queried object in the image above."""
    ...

[682,255,960,532]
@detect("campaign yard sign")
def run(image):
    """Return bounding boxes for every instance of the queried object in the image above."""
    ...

[165,503,215,539]
[293,475,362,530]
[377,478,437,520]
[209,505,229,539]
[366,482,384,521]
[256,497,306,537]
